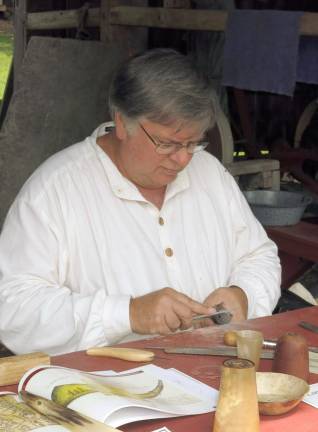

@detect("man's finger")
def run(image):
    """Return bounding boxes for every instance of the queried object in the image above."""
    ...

[174,292,215,317]
[164,314,182,333]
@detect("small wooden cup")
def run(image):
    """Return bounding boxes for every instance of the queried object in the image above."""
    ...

[272,332,309,382]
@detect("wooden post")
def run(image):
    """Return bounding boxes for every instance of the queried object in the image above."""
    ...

[13,0,27,89]
[100,0,111,43]
[100,1,148,56]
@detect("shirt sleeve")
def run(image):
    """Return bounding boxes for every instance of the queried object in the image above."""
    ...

[224,171,281,318]
[0,196,132,355]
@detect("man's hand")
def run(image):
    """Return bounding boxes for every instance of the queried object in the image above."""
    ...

[129,287,215,335]
[193,286,248,328]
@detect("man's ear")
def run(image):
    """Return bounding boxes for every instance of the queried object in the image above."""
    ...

[114,112,128,141]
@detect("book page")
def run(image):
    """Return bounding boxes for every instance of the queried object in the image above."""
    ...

[112,364,218,409]
[101,364,218,425]
[18,365,214,428]
[302,382,318,408]
[0,393,67,432]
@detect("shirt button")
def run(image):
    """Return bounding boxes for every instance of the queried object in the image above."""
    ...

[165,248,173,257]
[159,217,164,225]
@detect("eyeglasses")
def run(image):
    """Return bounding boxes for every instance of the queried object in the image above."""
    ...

[139,123,209,155]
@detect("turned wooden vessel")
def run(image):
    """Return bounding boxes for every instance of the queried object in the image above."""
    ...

[213,358,259,432]
[272,332,309,382]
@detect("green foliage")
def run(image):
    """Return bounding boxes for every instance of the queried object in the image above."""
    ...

[0,32,13,101]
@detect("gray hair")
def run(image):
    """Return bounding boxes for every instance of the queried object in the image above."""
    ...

[108,48,217,132]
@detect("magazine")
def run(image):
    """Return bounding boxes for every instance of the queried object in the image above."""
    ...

[0,364,218,431]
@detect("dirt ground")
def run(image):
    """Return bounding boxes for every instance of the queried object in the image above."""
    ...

[0,17,13,34]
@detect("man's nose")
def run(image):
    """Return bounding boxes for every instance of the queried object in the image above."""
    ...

[169,147,192,166]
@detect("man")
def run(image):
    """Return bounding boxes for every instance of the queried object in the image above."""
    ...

[0,49,281,355]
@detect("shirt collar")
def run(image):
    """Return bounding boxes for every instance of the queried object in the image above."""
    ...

[92,122,190,203]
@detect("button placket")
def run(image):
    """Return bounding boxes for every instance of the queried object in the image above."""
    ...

[158,207,183,291]
[158,214,174,260]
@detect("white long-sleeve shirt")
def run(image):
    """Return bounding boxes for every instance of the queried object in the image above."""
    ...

[0,124,281,355]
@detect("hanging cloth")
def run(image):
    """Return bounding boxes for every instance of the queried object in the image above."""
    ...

[222,9,303,96]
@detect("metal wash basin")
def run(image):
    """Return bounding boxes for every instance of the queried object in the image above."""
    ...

[243,190,312,226]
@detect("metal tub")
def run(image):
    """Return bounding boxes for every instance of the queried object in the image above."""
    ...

[243,190,312,226]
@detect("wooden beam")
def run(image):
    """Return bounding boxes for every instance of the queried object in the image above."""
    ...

[110,7,318,35]
[226,159,280,177]
[27,7,100,30]
[26,6,226,31]
[110,7,227,31]
[26,7,318,36]
[300,12,318,36]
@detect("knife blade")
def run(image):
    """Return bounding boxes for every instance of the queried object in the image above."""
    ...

[148,346,318,374]
[299,320,318,334]
[161,346,274,359]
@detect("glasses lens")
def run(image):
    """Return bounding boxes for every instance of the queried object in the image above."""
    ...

[156,143,176,155]
[156,141,209,155]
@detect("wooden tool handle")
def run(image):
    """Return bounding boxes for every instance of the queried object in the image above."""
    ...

[0,352,50,386]
[86,347,155,362]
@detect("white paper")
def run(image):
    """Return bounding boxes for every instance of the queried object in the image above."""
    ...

[151,427,172,432]
[18,364,216,428]
[166,367,219,410]
[303,382,318,408]
[0,393,69,432]
[111,364,218,410]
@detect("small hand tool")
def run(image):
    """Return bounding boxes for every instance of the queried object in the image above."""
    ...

[298,320,318,334]
[86,347,155,362]
[193,302,233,325]
[157,346,274,359]
[0,352,50,386]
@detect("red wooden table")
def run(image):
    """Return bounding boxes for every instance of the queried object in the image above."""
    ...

[3,307,318,431]
[266,221,318,289]
[266,221,318,263]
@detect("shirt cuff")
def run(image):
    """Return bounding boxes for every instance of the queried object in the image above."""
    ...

[228,278,257,318]
[228,275,277,318]
[102,295,132,344]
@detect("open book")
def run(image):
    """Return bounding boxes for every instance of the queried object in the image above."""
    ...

[0,363,218,431]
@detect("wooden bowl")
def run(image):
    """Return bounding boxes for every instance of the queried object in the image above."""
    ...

[256,372,309,415]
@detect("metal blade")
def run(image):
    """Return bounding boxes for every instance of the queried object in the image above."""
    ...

[192,309,233,325]
[299,320,318,334]
[162,346,274,359]
[263,337,318,353]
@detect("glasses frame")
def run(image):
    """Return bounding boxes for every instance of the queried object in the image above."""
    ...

[139,123,209,155]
